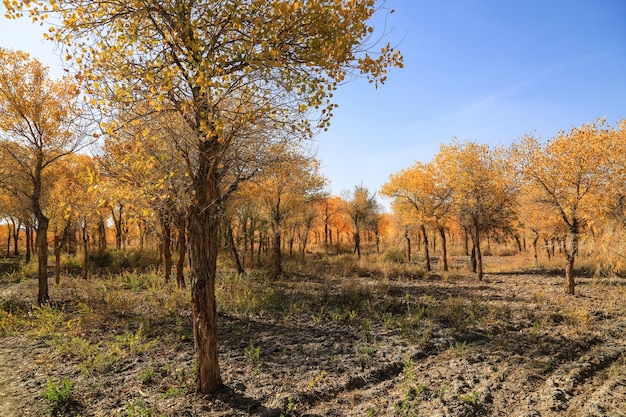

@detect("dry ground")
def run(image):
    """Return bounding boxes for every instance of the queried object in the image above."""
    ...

[1,259,625,416]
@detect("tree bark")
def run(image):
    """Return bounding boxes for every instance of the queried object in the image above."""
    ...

[564,224,578,295]
[188,158,222,394]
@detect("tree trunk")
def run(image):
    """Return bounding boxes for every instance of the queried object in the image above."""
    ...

[273,226,282,276]
[354,230,361,259]
[438,225,448,272]
[564,225,578,295]
[176,219,187,289]
[12,218,20,256]
[161,215,172,283]
[421,224,431,272]
[228,224,244,275]
[473,221,483,281]
[405,231,411,263]
[36,215,49,305]
[82,222,89,280]
[54,234,61,285]
[188,171,222,394]
[25,226,32,263]
[532,230,539,264]
[97,216,107,251]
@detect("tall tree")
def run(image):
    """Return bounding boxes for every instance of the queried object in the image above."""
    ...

[513,120,615,294]
[344,185,380,259]
[439,141,516,281]
[7,0,402,392]
[0,48,87,304]
[382,160,453,271]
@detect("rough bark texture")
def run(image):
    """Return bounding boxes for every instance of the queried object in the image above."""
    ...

[188,139,223,394]
[36,216,49,305]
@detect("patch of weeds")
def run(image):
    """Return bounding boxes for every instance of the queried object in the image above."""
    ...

[452,341,468,357]
[381,311,395,329]
[459,390,480,405]
[113,328,158,356]
[531,320,541,337]
[138,367,157,384]
[160,367,193,399]
[41,377,74,416]
[0,309,29,336]
[395,356,425,415]
[31,305,65,340]
[244,338,261,368]
[123,400,165,417]
[311,306,325,325]
[307,370,327,389]
[543,359,554,374]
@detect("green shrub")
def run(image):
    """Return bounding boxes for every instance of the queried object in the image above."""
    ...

[41,377,74,415]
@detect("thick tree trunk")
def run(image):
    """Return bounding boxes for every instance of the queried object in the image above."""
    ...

[438,225,448,272]
[188,172,222,394]
[421,224,430,272]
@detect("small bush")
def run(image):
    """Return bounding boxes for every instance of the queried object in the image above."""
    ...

[41,377,74,415]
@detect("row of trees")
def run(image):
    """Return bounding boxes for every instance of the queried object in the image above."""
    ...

[382,119,626,295]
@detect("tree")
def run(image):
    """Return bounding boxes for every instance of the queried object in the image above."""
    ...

[382,160,453,271]
[0,48,87,305]
[439,141,516,281]
[513,120,615,294]
[7,0,402,392]
[344,185,380,259]
[246,149,325,276]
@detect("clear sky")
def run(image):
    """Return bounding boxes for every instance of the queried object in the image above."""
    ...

[2,1,625,208]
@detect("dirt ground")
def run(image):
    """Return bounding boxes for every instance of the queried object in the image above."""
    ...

[1,269,625,416]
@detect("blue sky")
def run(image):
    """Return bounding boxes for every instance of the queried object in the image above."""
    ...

[2,1,625,208]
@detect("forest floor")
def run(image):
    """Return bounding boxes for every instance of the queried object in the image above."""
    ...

[1,256,626,416]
